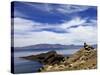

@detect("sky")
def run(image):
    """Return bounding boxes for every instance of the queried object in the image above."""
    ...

[11,1,97,47]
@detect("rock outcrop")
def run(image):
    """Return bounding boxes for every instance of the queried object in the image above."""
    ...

[21,51,64,65]
[40,43,97,72]
[84,42,94,50]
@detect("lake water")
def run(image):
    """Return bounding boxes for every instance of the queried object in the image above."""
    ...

[13,48,80,74]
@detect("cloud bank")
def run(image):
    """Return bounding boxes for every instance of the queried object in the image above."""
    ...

[12,2,97,47]
[13,17,97,47]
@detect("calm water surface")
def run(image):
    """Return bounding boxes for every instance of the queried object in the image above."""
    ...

[14,48,79,73]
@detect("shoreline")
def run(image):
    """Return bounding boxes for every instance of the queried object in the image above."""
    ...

[21,43,97,72]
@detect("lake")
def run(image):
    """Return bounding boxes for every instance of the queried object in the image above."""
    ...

[13,48,80,74]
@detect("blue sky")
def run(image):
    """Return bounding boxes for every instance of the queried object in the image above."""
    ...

[11,1,97,47]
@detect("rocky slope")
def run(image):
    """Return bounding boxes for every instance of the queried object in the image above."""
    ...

[39,43,97,72]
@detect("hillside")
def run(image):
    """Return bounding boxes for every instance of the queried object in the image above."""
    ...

[39,43,97,72]
[14,44,84,51]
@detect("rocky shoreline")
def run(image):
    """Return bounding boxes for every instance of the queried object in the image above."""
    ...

[21,50,67,65]
[21,43,97,72]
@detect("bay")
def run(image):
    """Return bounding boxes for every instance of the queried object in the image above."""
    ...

[13,48,79,73]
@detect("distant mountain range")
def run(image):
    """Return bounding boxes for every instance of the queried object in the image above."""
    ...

[13,44,97,51]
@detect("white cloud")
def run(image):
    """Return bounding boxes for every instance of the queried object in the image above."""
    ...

[68,26,97,44]
[22,2,53,13]
[60,17,87,29]
[14,26,97,47]
[56,5,90,14]
[13,17,97,47]
[13,17,53,34]
[22,2,90,14]
[13,17,87,35]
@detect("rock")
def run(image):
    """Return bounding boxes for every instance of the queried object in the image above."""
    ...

[40,43,97,72]
[46,65,53,71]
[59,65,65,68]
[84,42,94,50]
